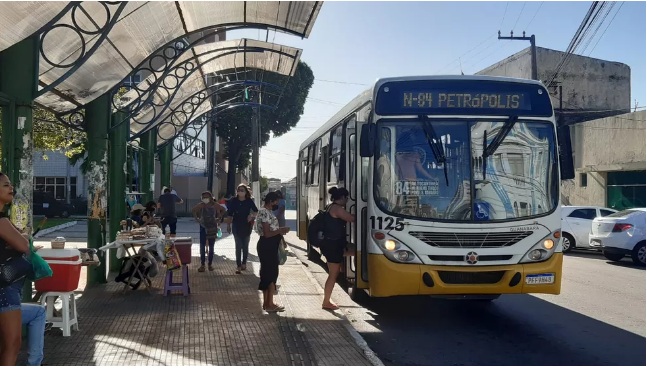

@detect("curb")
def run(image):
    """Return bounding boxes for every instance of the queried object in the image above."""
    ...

[286,241,384,366]
[34,221,78,239]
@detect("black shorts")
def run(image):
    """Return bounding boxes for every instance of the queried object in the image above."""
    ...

[320,238,345,264]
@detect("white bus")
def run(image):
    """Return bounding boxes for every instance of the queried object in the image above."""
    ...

[297,75,574,300]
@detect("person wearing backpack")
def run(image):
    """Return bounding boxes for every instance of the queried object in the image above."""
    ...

[321,187,354,311]
[192,191,226,272]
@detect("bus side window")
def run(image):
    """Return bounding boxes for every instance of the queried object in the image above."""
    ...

[312,139,322,185]
[349,134,356,200]
[329,125,344,183]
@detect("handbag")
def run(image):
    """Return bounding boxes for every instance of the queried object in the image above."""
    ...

[0,254,32,287]
[278,237,288,266]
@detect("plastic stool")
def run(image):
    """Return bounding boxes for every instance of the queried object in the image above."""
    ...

[39,291,78,337]
[163,265,190,296]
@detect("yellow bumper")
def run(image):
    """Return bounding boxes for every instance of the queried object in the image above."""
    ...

[366,253,563,297]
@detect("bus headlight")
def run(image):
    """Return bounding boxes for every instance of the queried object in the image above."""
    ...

[384,239,397,251]
[520,230,560,263]
[371,232,422,264]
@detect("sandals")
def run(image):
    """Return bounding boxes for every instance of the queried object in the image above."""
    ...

[265,305,285,312]
[322,303,339,311]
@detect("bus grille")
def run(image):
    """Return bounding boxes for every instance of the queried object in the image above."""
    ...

[409,231,533,248]
[437,271,505,284]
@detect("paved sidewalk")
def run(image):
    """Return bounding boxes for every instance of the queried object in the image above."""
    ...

[23,219,378,366]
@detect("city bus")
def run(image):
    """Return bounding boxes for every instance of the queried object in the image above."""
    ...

[296,75,574,300]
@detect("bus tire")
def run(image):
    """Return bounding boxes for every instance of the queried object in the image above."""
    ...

[349,285,369,302]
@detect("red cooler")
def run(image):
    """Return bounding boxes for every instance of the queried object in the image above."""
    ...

[173,237,193,265]
[35,249,82,292]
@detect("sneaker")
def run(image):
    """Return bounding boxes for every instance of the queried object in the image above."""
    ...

[241,263,247,271]
[198,265,206,272]
[235,266,242,274]
[208,265,215,271]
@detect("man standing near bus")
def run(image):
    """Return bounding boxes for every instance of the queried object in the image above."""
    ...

[158,187,183,237]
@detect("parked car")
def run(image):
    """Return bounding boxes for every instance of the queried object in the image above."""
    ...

[589,208,646,266]
[561,206,617,253]
[33,191,75,218]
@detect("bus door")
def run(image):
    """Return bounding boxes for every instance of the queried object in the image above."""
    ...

[344,116,366,288]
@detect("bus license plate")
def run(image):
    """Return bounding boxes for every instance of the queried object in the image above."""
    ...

[525,273,555,285]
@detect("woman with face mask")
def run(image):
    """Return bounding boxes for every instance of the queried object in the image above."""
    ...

[255,191,290,312]
[192,191,226,272]
[225,184,258,274]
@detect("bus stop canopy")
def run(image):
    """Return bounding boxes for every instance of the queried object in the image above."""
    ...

[0,1,321,116]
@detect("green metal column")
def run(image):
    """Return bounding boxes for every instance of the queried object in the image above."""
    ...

[108,111,128,272]
[0,36,37,234]
[85,93,110,285]
[126,145,133,191]
[139,129,156,203]
[0,36,38,301]
[159,142,172,192]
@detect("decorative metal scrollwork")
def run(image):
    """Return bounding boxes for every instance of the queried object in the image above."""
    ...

[37,1,127,98]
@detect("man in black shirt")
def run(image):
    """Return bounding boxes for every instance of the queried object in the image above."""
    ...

[157,187,183,237]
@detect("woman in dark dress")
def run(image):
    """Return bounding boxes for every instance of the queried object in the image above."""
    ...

[255,192,289,312]
[0,172,31,365]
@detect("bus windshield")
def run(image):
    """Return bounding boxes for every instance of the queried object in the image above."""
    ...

[374,119,558,221]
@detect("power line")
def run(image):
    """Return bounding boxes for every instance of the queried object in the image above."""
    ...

[499,2,509,30]
[524,2,544,30]
[512,2,527,31]
[588,2,624,56]
[315,79,368,86]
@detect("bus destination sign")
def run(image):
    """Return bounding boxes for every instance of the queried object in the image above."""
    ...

[374,79,553,117]
[402,92,525,110]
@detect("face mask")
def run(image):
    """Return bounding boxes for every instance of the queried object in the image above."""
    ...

[272,204,279,211]
[202,198,210,204]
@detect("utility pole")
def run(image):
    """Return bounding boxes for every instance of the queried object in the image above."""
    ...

[250,86,261,206]
[498,31,538,80]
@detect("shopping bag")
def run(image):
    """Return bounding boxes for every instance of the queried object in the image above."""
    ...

[164,240,182,271]
[278,237,288,266]
[29,239,53,281]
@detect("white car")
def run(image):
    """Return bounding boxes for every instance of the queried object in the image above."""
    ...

[561,206,617,253]
[589,208,646,266]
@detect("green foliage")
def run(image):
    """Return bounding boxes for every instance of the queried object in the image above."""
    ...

[218,61,315,193]
[32,106,86,160]
[260,176,269,193]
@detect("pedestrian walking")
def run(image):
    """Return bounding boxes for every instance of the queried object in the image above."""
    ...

[255,192,290,312]
[225,184,258,274]
[192,191,226,272]
[157,187,183,237]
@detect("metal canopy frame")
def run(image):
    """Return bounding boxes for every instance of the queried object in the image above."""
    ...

[0,1,321,130]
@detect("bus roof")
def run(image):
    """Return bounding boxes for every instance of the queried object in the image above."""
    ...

[297,75,549,152]
[298,86,373,151]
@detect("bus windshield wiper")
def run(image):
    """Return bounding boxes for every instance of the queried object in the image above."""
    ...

[419,115,449,186]
[482,116,518,180]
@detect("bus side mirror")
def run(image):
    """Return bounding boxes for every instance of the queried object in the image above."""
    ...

[557,125,575,180]
[360,124,375,157]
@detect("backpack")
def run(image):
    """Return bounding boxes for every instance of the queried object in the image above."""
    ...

[307,205,332,247]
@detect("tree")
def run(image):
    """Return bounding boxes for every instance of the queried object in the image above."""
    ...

[217,61,315,195]
[0,106,86,167]
[260,176,269,193]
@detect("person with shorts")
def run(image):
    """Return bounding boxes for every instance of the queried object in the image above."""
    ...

[320,187,354,311]
[0,172,31,365]
[157,187,183,237]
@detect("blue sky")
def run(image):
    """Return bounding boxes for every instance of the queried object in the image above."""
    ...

[229,1,646,181]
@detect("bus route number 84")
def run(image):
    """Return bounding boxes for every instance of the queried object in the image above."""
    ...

[370,216,405,231]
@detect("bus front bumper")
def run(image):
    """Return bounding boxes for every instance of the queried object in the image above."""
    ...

[366,253,563,297]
